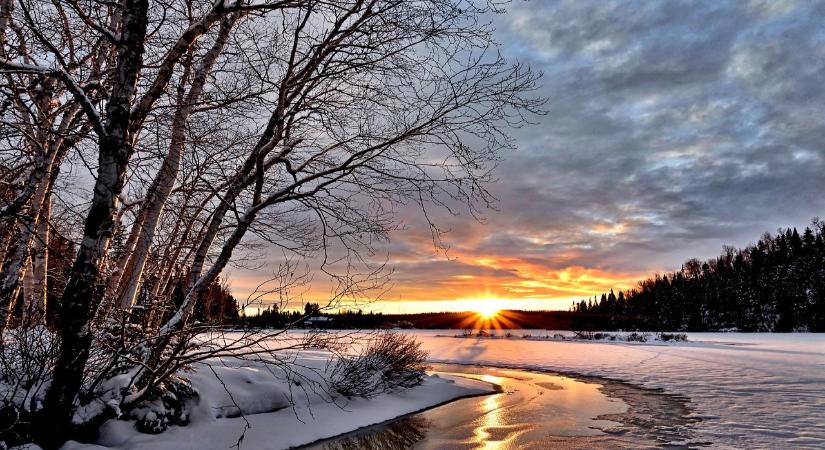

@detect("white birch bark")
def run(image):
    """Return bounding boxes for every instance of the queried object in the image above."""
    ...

[24,193,49,324]
[117,14,238,309]
[0,153,54,324]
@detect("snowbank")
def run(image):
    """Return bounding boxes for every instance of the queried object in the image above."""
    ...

[444,329,688,342]
[60,349,493,450]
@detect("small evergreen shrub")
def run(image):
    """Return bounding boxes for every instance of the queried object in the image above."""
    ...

[128,376,198,434]
[625,332,650,342]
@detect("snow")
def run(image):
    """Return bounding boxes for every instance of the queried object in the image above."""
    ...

[411,331,825,450]
[58,331,824,449]
[61,349,492,450]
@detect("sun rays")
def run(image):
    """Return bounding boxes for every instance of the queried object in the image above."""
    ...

[446,297,520,330]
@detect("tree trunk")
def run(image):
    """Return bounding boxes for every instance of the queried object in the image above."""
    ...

[0,159,54,326]
[39,0,150,446]
[0,217,14,272]
[24,193,49,325]
[0,154,51,316]
[116,14,236,310]
[0,218,33,325]
[103,203,146,301]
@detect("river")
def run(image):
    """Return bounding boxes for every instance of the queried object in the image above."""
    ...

[301,363,701,449]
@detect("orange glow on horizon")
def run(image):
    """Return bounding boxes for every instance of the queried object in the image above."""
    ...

[228,237,658,314]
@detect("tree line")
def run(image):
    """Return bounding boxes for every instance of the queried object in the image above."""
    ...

[573,219,825,331]
[239,303,391,329]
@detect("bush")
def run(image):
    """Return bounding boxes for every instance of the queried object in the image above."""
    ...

[127,376,198,434]
[573,331,652,342]
[573,331,594,340]
[626,332,650,342]
[329,333,428,399]
[658,333,688,342]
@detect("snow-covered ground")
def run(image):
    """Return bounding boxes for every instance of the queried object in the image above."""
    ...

[61,349,492,450]
[413,331,825,449]
[59,331,823,449]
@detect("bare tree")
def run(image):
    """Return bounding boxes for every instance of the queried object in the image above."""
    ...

[0,0,542,447]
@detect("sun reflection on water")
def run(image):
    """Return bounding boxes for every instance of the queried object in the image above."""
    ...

[470,374,521,449]
[473,388,501,448]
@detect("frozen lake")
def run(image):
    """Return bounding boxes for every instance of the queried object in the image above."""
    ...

[403,331,825,449]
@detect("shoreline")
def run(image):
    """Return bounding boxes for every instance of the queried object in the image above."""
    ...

[62,361,495,450]
[292,378,502,449]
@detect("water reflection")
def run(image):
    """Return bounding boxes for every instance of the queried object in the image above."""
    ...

[318,416,430,450]
[303,364,697,450]
[474,386,500,449]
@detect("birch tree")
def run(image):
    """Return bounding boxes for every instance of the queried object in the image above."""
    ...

[0,0,542,447]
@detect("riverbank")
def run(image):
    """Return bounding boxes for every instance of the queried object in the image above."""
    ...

[59,331,824,449]
[60,351,494,450]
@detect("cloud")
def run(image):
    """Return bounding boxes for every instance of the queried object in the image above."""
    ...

[238,0,825,312]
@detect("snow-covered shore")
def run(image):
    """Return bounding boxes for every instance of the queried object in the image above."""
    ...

[413,331,825,449]
[60,349,493,450]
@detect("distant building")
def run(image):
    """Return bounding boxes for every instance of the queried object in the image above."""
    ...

[304,316,333,328]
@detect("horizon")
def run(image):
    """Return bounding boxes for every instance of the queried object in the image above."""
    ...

[236,217,824,316]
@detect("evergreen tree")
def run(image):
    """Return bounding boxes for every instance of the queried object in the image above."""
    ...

[577,219,825,331]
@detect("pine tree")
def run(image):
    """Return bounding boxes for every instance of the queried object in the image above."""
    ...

[577,219,825,331]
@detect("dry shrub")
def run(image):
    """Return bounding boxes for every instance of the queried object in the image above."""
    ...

[625,332,650,342]
[330,333,428,399]
[658,333,688,342]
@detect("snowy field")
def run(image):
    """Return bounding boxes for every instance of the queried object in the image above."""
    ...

[414,331,825,449]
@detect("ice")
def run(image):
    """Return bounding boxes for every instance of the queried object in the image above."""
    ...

[412,331,825,449]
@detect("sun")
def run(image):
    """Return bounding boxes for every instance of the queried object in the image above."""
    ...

[457,298,516,330]
[476,302,500,319]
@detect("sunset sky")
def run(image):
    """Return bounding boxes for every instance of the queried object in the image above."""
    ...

[234,0,825,314]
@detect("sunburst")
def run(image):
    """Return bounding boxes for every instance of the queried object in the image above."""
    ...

[476,302,500,319]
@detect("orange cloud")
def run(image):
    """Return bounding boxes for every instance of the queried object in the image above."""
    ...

[227,208,663,314]
[229,247,652,314]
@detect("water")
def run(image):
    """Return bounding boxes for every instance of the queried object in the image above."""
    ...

[302,363,699,449]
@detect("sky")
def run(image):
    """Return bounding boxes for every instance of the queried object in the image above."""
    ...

[233,0,825,314]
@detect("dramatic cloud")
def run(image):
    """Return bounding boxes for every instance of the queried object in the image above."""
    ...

[236,0,825,312]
